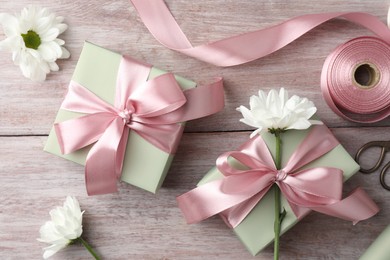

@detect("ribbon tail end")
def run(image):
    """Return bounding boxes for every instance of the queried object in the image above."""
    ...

[54,123,66,155]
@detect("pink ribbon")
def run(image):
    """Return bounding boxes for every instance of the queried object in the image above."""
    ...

[177,125,379,228]
[321,37,390,123]
[130,0,390,67]
[55,56,224,195]
[130,1,390,123]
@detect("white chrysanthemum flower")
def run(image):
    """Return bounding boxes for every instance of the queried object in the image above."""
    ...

[237,88,322,137]
[0,6,70,81]
[37,196,84,259]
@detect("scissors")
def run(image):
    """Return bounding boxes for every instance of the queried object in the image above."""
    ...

[355,141,390,191]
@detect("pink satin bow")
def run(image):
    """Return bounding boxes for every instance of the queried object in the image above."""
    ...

[55,56,224,195]
[177,125,379,228]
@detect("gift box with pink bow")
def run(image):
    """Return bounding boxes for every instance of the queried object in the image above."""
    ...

[44,42,224,195]
[177,124,379,256]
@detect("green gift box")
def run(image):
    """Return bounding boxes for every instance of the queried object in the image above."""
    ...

[197,125,360,256]
[360,225,390,260]
[44,42,197,193]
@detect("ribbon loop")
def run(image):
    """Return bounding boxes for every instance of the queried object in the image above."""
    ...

[55,55,224,195]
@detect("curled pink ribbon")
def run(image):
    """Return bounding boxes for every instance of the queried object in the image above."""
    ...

[130,1,390,123]
[55,56,224,195]
[130,0,390,67]
[177,125,379,228]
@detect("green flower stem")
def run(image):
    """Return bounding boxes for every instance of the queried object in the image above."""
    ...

[274,131,282,260]
[274,131,282,170]
[77,237,101,260]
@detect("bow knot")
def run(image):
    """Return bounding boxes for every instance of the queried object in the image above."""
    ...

[275,169,287,182]
[118,108,133,124]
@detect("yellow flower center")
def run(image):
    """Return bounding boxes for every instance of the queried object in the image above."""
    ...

[21,30,41,50]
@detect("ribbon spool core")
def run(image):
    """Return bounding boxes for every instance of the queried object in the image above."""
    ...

[353,63,380,89]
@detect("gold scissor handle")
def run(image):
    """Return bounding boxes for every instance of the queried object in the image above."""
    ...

[355,141,387,173]
[380,161,390,191]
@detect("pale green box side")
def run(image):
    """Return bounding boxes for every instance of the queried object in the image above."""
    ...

[44,42,196,193]
[198,127,360,256]
[360,225,390,260]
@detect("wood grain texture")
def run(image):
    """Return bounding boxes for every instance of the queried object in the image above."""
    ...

[0,0,389,135]
[0,0,389,259]
[1,129,390,260]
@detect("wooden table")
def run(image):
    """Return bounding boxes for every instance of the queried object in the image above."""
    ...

[1,1,389,259]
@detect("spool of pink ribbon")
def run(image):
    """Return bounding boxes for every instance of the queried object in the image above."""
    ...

[321,36,390,123]
[130,0,390,123]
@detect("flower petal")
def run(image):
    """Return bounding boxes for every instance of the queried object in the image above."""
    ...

[250,128,262,138]
[238,106,258,127]
[39,41,63,61]
[20,55,48,81]
[54,38,65,45]
[60,46,70,59]
[0,13,19,36]
[309,119,323,125]
[278,87,289,107]
[41,27,59,42]
[249,94,261,109]
[287,118,312,130]
[55,15,64,24]
[267,89,282,116]
[56,23,68,34]
[26,48,41,59]
[39,42,58,61]
[48,62,59,71]
[42,243,68,259]
[35,16,52,34]
[30,67,47,81]
[0,35,20,52]
[19,60,32,78]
